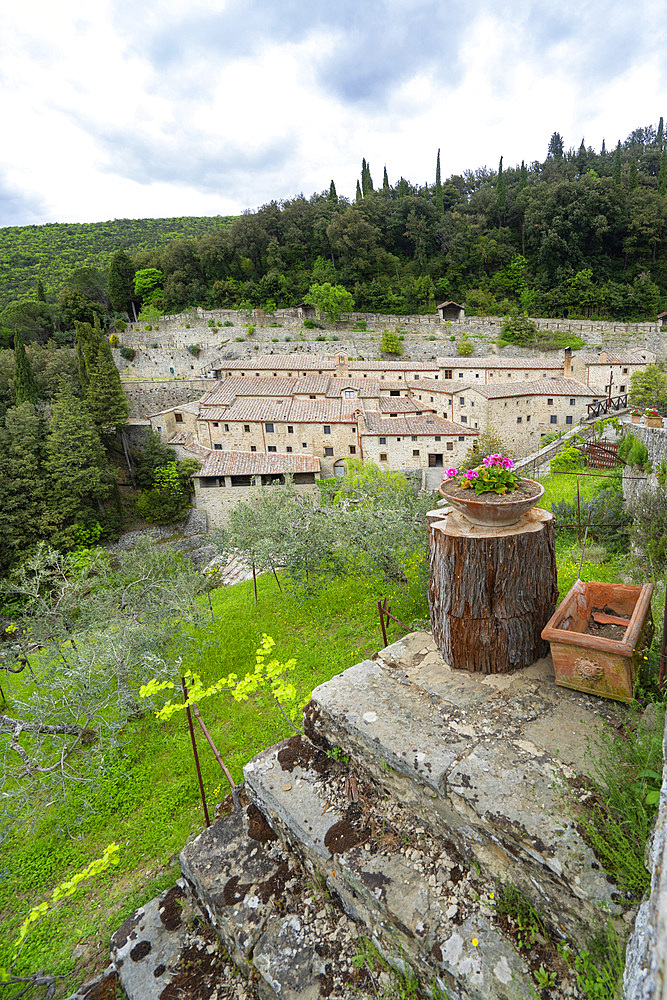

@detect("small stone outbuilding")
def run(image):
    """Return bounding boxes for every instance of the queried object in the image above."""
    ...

[436,301,465,322]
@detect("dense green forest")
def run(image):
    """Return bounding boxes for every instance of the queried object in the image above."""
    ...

[0,215,233,311]
[1,121,666,345]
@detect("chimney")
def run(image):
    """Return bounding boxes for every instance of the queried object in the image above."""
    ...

[335,352,349,377]
[563,346,573,377]
[598,351,607,363]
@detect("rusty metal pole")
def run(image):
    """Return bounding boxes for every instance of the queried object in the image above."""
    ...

[192,704,241,811]
[378,598,388,648]
[181,676,211,828]
[658,587,667,691]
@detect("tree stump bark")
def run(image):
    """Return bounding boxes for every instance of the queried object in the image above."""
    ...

[428,507,558,673]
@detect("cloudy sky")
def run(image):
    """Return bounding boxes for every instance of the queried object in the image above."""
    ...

[0,0,665,227]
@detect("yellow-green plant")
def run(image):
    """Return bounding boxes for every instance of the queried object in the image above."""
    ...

[0,843,120,983]
[140,634,301,723]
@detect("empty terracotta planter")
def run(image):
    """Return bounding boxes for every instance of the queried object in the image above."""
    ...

[541,579,654,702]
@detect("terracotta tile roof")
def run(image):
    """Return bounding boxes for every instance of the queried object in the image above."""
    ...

[201,398,360,424]
[436,357,563,370]
[465,377,599,399]
[167,433,212,457]
[325,378,407,395]
[214,356,336,373]
[578,351,655,365]
[194,450,320,477]
[150,401,201,417]
[377,397,435,413]
[361,413,476,436]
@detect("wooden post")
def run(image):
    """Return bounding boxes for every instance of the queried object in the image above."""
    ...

[428,508,558,674]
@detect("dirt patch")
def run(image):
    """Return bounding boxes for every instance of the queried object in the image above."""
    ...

[222,874,251,905]
[158,933,228,1000]
[158,883,185,931]
[324,819,364,855]
[586,606,630,641]
[277,734,329,774]
[130,939,152,961]
[247,802,277,843]
[258,859,290,903]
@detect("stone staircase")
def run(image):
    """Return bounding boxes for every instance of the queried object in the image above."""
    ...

[103,631,636,1000]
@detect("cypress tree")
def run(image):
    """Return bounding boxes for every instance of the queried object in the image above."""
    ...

[42,386,111,550]
[657,116,664,148]
[601,138,606,156]
[628,156,638,190]
[356,180,363,203]
[0,403,46,572]
[613,141,622,185]
[658,149,667,195]
[328,180,338,204]
[85,335,129,438]
[383,166,390,193]
[75,319,103,390]
[108,249,135,315]
[496,156,506,219]
[36,279,46,302]
[519,160,528,190]
[576,139,587,176]
[361,158,373,197]
[13,331,40,405]
[435,149,444,214]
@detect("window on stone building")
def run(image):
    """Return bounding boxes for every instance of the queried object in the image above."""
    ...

[517,417,522,423]
[459,436,465,441]
[446,442,453,451]
[309,394,316,399]
[379,436,386,444]
[268,446,277,452]
[288,425,294,433]
[286,446,293,452]
[550,415,557,424]
[569,398,576,406]
[547,398,553,405]
[411,435,417,441]
[214,443,222,449]
[201,477,219,488]
[244,424,250,432]
[527,415,531,422]
[413,449,420,456]
[460,397,465,405]
[175,413,183,423]
[349,445,356,454]
[458,373,464,378]
[251,446,257,452]
[302,442,307,448]
[231,475,253,486]
[444,369,452,379]
[324,447,334,457]
[379,453,388,462]
[324,425,331,434]
[224,424,229,432]
[566,415,573,425]
[390,390,400,396]
[265,423,274,433]
[623,368,628,374]
[435,435,441,441]
[620,385,626,393]
[461,415,467,423]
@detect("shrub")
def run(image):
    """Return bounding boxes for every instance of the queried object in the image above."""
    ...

[235,337,245,342]
[246,325,255,336]
[427,335,436,341]
[628,486,667,575]
[316,335,326,341]
[284,336,291,342]
[150,341,158,349]
[272,338,279,342]
[450,335,456,341]
[186,344,201,356]
[456,332,473,357]
[108,333,120,347]
[217,321,222,327]
[618,433,651,472]
[380,330,403,355]
[550,447,586,474]
[551,490,630,553]
[119,346,135,361]
[184,323,190,329]
[207,318,215,327]
[223,320,234,327]
[113,319,127,332]
[144,324,152,332]
[304,318,324,330]
[501,314,538,346]
[352,320,367,331]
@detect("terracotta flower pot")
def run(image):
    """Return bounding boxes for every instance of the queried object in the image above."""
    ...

[438,478,545,528]
[646,416,663,428]
[541,579,654,703]
[631,413,641,424]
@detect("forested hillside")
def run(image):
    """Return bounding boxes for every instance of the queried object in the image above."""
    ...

[1,121,666,339]
[0,215,234,309]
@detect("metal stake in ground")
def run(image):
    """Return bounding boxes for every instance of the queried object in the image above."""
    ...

[181,675,211,828]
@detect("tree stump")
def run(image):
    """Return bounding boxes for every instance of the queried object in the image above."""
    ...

[428,507,558,673]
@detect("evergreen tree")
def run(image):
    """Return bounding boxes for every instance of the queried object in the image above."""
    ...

[42,386,112,550]
[361,158,373,197]
[601,138,606,156]
[13,331,40,405]
[628,156,638,190]
[519,160,528,190]
[383,166,390,194]
[355,180,363,204]
[36,279,46,302]
[658,149,667,195]
[75,318,103,390]
[435,149,444,214]
[0,403,46,571]
[547,132,564,158]
[328,180,338,205]
[576,139,587,176]
[85,335,129,437]
[613,141,622,184]
[108,249,136,316]
[657,116,664,149]
[496,156,506,219]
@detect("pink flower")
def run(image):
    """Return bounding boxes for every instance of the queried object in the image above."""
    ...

[445,468,458,477]
[464,469,479,480]
[502,458,514,469]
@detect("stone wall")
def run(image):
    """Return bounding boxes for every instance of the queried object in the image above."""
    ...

[121,378,204,417]
[623,710,667,1000]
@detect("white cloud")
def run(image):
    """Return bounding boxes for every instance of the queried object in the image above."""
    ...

[0,0,665,225]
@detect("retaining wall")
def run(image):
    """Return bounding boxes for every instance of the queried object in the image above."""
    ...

[121,378,204,417]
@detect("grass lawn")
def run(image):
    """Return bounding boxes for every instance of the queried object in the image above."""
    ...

[0,569,427,995]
